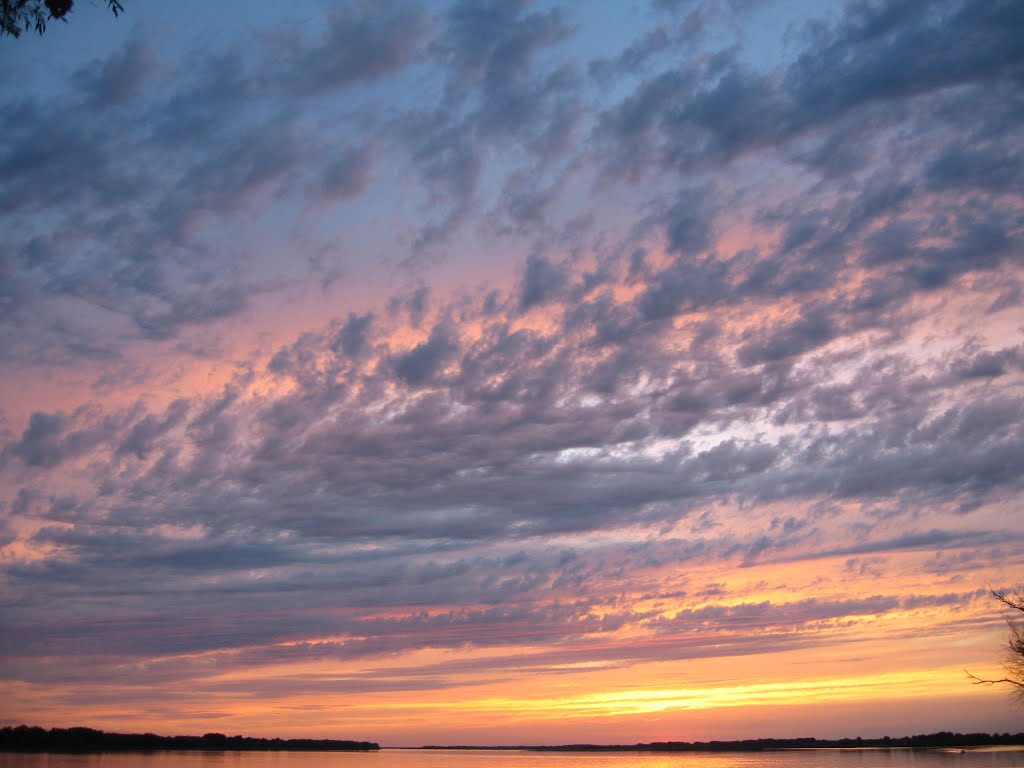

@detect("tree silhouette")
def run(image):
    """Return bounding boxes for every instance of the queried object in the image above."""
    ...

[968,587,1024,702]
[1,0,123,38]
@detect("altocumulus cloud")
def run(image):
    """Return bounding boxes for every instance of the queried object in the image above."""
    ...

[0,0,1022,736]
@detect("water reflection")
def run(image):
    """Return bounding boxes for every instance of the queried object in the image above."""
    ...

[2,749,1022,768]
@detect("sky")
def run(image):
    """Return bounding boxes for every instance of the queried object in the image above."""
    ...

[0,0,1022,749]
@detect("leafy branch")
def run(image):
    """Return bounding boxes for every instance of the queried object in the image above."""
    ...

[1,0,124,38]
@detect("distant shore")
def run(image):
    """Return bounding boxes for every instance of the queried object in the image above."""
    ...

[5,725,1024,754]
[421,732,1024,752]
[0,725,379,753]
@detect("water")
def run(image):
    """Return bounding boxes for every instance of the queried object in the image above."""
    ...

[2,749,1023,768]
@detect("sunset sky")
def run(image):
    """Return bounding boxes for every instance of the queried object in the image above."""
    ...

[1,0,1023,748]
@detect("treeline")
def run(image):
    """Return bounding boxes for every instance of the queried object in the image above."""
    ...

[0,725,379,752]
[635,733,1024,751]
[424,731,1024,751]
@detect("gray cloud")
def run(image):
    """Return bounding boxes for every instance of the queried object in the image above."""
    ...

[287,2,431,93]
[0,0,1022,728]
[393,323,456,386]
[73,37,156,107]
[332,312,375,358]
[320,144,375,201]
[598,0,1024,178]
[439,0,568,85]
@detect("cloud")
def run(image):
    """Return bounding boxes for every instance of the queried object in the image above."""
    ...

[519,253,567,310]
[73,36,156,107]
[392,323,456,386]
[319,144,375,201]
[286,2,431,93]
[785,1,1024,125]
[331,312,375,358]
[0,0,1022,735]
[11,412,70,468]
[736,307,835,366]
[116,399,189,459]
[439,0,568,85]
[10,409,120,469]
[598,0,1024,178]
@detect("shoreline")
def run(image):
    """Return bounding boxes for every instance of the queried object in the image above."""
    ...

[5,725,1024,755]
[418,733,1024,752]
[0,726,379,753]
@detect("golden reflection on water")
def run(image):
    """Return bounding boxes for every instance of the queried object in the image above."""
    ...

[2,750,1023,768]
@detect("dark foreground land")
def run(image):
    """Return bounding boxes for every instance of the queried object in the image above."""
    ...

[0,725,379,753]
[423,732,1024,751]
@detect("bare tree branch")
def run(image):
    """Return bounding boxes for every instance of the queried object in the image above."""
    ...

[967,585,1024,703]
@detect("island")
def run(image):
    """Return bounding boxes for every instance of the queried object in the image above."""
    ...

[0,725,379,753]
